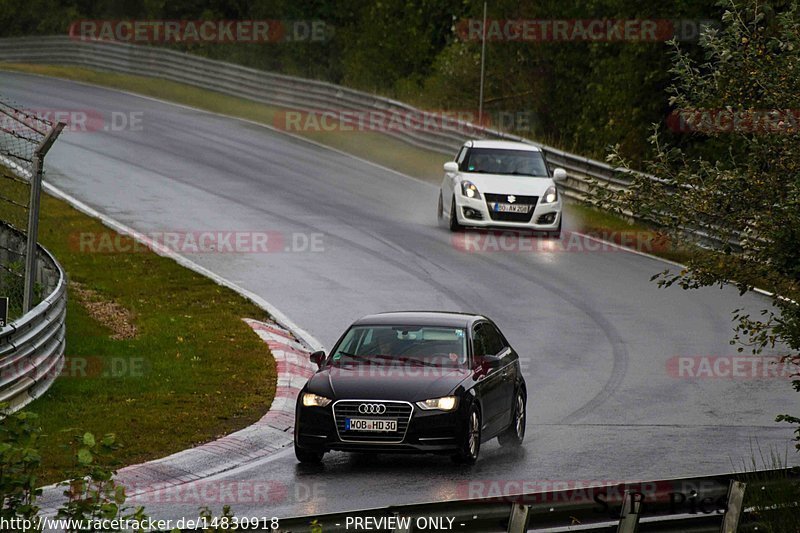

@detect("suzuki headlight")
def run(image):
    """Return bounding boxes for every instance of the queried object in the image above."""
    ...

[460,181,482,199]
[542,185,558,204]
[302,393,332,407]
[416,396,458,411]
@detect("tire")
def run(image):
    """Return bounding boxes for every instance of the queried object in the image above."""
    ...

[544,219,561,239]
[437,192,444,221]
[448,196,463,232]
[498,389,526,448]
[294,442,324,464]
[452,405,481,464]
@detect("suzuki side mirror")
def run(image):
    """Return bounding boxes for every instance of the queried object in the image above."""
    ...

[553,168,567,181]
[443,161,459,173]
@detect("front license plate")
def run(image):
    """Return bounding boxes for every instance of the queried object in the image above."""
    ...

[493,203,530,213]
[346,418,397,432]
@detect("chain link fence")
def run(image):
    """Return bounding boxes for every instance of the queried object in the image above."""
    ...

[0,96,62,320]
[0,96,67,411]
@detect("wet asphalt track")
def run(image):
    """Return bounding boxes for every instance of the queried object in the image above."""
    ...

[2,71,796,521]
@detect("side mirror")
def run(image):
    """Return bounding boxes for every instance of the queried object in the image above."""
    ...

[443,161,459,173]
[482,354,503,369]
[310,350,326,369]
[473,354,502,378]
[552,168,567,181]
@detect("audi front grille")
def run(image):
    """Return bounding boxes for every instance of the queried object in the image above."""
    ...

[332,400,413,443]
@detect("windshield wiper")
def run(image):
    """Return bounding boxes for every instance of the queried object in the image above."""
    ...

[334,351,382,365]
[388,356,439,367]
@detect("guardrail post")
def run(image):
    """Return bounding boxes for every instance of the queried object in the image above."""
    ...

[719,480,746,533]
[23,122,63,313]
[22,151,42,313]
[616,490,642,533]
[507,503,531,532]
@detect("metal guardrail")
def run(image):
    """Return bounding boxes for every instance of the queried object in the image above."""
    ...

[0,220,66,412]
[0,36,624,204]
[236,469,793,532]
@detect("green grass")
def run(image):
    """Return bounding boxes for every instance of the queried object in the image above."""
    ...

[0,175,276,484]
[566,202,694,264]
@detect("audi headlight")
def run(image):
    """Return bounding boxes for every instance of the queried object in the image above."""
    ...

[302,393,332,407]
[416,396,458,411]
[460,181,482,199]
[542,185,558,204]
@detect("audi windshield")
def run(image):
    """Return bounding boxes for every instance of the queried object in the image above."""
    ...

[330,325,468,368]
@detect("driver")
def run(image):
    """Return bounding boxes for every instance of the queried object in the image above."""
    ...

[368,329,396,356]
[468,154,487,173]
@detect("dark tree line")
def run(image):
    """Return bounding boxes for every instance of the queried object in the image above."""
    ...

[2,0,726,162]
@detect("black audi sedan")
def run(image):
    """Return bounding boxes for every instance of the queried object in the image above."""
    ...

[294,311,527,464]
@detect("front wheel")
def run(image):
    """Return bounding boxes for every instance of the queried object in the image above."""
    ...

[546,218,562,239]
[449,196,463,232]
[498,390,526,447]
[452,405,481,464]
[294,442,324,464]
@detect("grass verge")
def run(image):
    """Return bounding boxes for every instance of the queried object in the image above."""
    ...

[567,202,694,264]
[0,173,275,484]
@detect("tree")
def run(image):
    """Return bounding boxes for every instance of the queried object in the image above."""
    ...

[600,0,800,448]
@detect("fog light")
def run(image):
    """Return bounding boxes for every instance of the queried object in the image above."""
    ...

[537,212,557,224]
[463,207,483,220]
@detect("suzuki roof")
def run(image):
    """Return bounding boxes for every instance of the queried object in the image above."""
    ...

[465,140,541,151]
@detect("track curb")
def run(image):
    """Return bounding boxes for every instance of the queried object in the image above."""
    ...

[112,319,315,502]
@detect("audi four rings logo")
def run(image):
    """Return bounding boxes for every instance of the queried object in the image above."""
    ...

[358,403,387,414]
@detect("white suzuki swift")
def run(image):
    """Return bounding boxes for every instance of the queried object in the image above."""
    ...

[437,140,567,237]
